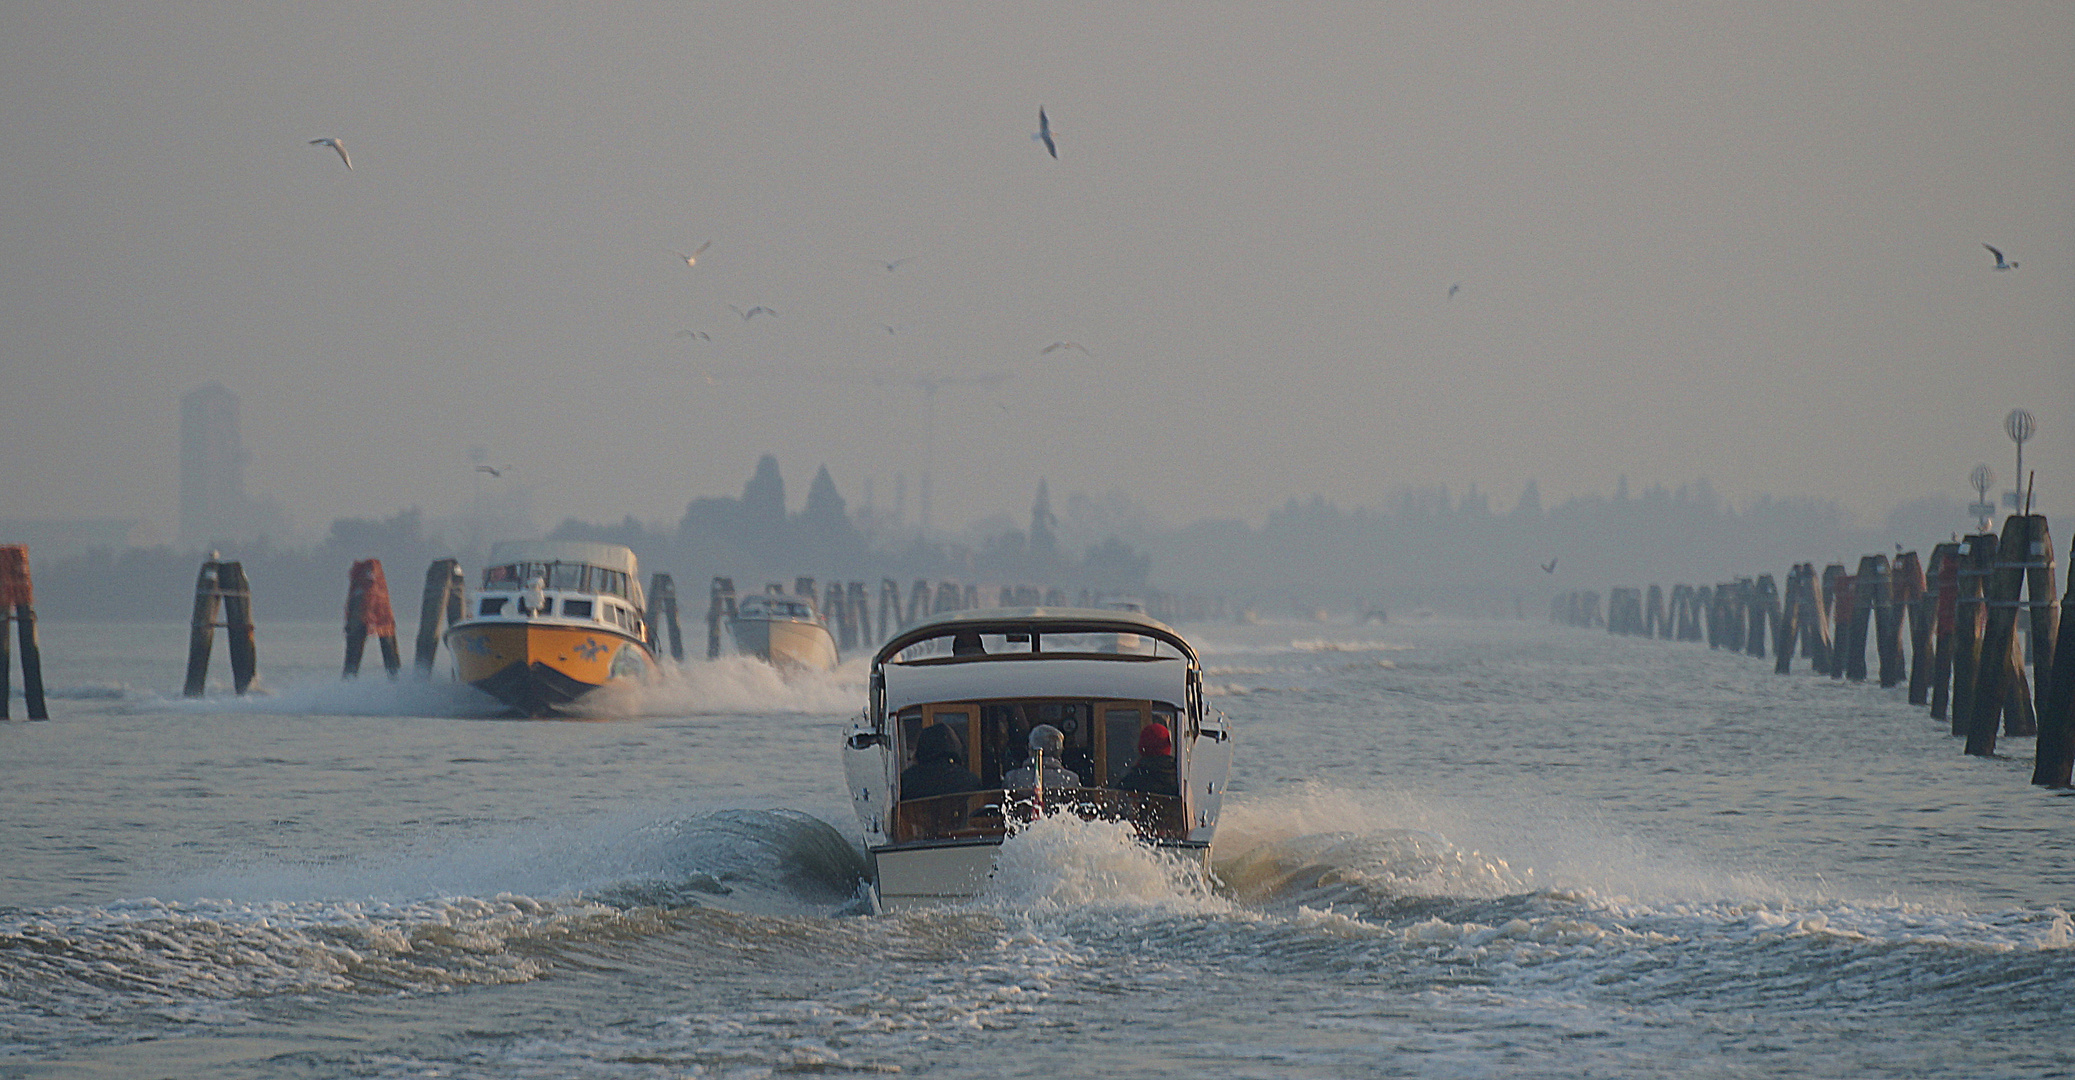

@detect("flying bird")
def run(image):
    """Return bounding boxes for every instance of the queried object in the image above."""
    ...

[1984,244,2019,271]
[308,137,351,170]
[1447,283,1462,299]
[729,304,778,321]
[1541,558,1558,574]
[475,464,512,478]
[1033,107,1057,159]
[1040,341,1089,355]
[675,241,712,268]
[674,329,711,341]
[872,257,917,273]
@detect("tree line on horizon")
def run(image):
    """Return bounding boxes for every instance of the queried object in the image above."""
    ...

[22,458,1978,621]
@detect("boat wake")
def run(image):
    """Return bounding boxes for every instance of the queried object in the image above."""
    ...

[125,654,867,719]
[0,807,873,1049]
[978,813,1227,916]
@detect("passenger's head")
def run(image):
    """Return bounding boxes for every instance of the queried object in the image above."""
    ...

[1138,722,1172,757]
[1028,723,1065,757]
[915,722,965,765]
[951,630,985,656]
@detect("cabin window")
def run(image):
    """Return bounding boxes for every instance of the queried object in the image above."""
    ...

[550,563,584,591]
[483,564,519,588]
[562,599,594,619]
[1103,706,1144,778]
[479,597,507,616]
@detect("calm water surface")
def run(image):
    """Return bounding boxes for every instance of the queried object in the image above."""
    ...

[2,617,2070,1077]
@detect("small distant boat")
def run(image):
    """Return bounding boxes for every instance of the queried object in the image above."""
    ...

[727,590,839,672]
[843,607,1233,910]
[444,541,656,716]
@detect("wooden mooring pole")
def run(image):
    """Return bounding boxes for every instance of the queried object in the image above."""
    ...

[0,545,49,719]
[1928,542,1961,720]
[707,576,737,659]
[1965,517,2043,755]
[183,557,257,697]
[647,573,684,661]
[1950,533,1994,737]
[343,558,401,679]
[413,558,464,675]
[1893,550,1930,703]
[2032,530,2075,787]
[878,578,901,640]
[847,581,869,647]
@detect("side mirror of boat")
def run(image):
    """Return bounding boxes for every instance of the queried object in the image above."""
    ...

[846,730,887,749]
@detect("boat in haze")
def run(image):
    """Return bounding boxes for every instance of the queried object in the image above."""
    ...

[444,540,656,716]
[727,589,840,673]
[843,607,1232,910]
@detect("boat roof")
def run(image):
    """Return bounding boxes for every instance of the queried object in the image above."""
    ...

[881,654,1190,712]
[873,606,1198,668]
[487,540,639,576]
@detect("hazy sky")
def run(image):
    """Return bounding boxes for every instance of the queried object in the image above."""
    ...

[3,3,2070,539]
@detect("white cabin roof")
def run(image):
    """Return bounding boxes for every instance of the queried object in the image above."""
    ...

[487,540,639,576]
[873,607,1196,666]
[881,655,1190,712]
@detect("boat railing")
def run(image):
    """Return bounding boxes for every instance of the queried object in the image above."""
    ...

[892,788,1186,844]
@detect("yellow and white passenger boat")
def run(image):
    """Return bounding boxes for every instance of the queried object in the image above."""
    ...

[444,540,655,716]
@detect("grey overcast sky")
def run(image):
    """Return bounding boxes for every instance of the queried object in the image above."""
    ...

[2,3,2069,537]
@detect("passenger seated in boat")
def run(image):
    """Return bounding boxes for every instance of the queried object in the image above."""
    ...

[901,723,983,799]
[1003,724,1081,790]
[951,630,986,656]
[1114,722,1180,797]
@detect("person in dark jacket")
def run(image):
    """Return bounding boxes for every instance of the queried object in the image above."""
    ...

[900,722,983,799]
[1114,721,1180,796]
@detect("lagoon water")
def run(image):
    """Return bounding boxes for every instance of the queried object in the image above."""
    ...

[3,617,2072,1077]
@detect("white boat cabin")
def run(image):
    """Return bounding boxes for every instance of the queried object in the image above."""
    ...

[847,608,1231,859]
[471,540,648,639]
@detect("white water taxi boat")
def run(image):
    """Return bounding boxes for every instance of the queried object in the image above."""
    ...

[843,607,1232,910]
[444,540,656,716]
[727,590,840,673]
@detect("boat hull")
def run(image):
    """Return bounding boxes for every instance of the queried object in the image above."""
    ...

[444,620,653,716]
[727,617,839,672]
[871,837,1211,912]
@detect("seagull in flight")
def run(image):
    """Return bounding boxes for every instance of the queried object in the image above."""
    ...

[675,241,712,268]
[308,137,352,170]
[1040,341,1089,355]
[729,304,778,321]
[1033,107,1057,159]
[1984,244,2019,271]
[1447,282,1462,299]
[674,329,711,341]
[871,257,917,273]
[474,464,512,478]
[1541,557,1558,574]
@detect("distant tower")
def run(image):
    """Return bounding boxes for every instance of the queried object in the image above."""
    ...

[180,383,246,546]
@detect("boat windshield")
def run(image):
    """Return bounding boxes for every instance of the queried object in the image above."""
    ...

[738,595,815,619]
[887,631,1178,663]
[896,698,1179,793]
[482,562,631,598]
[891,696,1187,844]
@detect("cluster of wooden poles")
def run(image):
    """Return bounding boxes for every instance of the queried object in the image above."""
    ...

[705,576,1107,660]
[1557,513,2075,787]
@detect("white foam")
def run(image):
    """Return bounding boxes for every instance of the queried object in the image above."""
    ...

[978,813,1230,915]
[583,654,866,716]
[127,654,866,719]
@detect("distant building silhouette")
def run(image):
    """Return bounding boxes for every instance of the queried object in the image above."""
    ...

[179,383,288,547]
